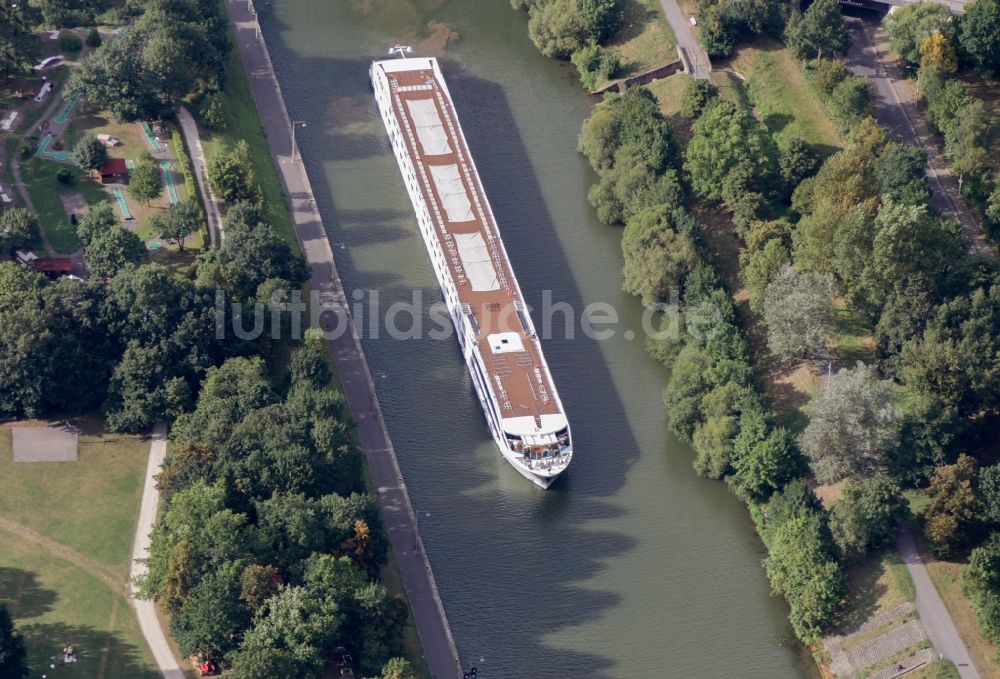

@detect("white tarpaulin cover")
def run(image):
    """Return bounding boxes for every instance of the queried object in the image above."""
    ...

[405,98,451,156]
[455,231,500,291]
[429,163,474,223]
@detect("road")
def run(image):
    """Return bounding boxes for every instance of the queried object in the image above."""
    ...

[223,2,462,677]
[897,526,981,679]
[845,16,991,255]
[129,422,186,679]
[176,106,224,249]
[658,0,712,79]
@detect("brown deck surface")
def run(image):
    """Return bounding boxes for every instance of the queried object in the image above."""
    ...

[385,65,560,422]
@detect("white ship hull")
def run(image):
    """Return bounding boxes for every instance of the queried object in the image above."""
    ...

[370,57,571,488]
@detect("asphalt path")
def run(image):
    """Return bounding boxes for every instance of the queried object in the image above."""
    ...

[224,1,462,676]
[898,526,981,679]
[658,0,712,79]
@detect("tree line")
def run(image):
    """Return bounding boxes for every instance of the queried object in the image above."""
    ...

[518,0,1000,649]
[884,0,1000,240]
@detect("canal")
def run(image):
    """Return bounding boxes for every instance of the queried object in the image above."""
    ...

[257,0,811,676]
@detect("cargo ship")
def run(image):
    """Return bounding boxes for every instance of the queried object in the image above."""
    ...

[370,53,571,488]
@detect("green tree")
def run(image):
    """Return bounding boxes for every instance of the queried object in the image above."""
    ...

[229,585,343,679]
[571,41,619,90]
[0,3,40,81]
[0,604,28,679]
[884,1,954,66]
[85,27,102,48]
[828,77,873,127]
[730,415,802,501]
[208,140,256,204]
[741,238,789,313]
[829,477,908,559]
[0,209,37,256]
[620,206,698,307]
[979,464,1000,526]
[128,158,163,206]
[380,658,417,679]
[85,225,147,279]
[75,201,118,246]
[875,142,931,206]
[170,561,249,661]
[809,57,849,98]
[960,0,1000,79]
[680,78,719,118]
[527,0,619,59]
[762,268,834,362]
[799,363,899,484]
[150,200,200,250]
[924,454,979,557]
[763,514,844,643]
[72,134,108,171]
[965,534,1000,644]
[779,137,821,193]
[786,0,850,60]
[685,100,777,203]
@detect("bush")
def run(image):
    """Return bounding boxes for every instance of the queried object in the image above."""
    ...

[56,167,74,185]
[59,31,84,54]
[828,77,873,127]
[200,91,227,131]
[527,0,620,59]
[86,28,103,49]
[72,135,108,171]
[679,78,719,119]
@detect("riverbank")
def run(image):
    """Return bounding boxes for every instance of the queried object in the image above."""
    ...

[222,1,459,675]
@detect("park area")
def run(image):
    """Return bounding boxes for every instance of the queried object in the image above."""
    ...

[1,27,206,276]
[0,418,158,678]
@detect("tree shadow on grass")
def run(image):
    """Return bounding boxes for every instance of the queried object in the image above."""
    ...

[19,622,160,679]
[0,568,57,618]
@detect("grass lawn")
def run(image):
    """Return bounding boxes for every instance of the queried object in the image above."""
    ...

[20,158,111,253]
[720,38,844,153]
[0,417,157,678]
[831,297,875,368]
[0,533,159,679]
[645,71,692,117]
[197,23,299,254]
[0,418,149,575]
[833,550,916,633]
[605,0,677,83]
[910,660,960,679]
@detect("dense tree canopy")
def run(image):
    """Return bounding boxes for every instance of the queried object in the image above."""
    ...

[961,0,1000,79]
[884,1,955,66]
[685,100,777,203]
[762,268,834,361]
[785,0,850,60]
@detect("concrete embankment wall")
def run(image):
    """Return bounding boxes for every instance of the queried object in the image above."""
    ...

[591,57,685,96]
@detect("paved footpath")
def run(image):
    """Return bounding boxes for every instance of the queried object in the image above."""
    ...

[224,2,462,676]
[130,422,186,679]
[176,106,224,249]
[898,526,981,679]
[658,0,712,79]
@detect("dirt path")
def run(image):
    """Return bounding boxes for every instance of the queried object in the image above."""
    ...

[0,516,124,593]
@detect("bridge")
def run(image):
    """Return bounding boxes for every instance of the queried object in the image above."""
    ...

[839,0,970,14]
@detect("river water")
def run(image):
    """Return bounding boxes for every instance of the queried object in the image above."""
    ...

[258,1,810,676]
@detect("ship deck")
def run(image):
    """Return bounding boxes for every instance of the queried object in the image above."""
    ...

[378,59,560,423]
